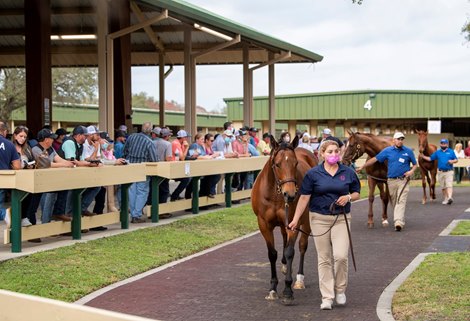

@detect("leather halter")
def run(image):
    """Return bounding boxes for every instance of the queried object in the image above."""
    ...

[271,147,298,195]
[344,143,363,164]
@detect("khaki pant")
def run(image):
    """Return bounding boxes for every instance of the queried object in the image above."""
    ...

[387,178,410,227]
[437,170,453,189]
[310,212,351,301]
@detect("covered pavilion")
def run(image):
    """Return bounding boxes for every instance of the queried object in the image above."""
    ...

[0,0,323,136]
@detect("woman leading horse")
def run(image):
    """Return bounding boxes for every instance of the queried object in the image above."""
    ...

[251,134,317,304]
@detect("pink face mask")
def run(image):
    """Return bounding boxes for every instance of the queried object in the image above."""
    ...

[325,154,340,165]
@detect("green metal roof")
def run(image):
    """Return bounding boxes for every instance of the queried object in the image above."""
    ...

[139,0,323,63]
[225,89,470,121]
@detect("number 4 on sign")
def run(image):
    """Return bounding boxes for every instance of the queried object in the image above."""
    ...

[363,99,372,111]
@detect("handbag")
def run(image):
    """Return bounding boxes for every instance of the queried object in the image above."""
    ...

[35,150,52,169]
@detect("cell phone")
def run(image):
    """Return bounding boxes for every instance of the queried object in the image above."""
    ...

[89,159,102,164]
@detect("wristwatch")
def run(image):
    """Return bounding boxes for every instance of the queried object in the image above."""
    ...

[347,194,352,203]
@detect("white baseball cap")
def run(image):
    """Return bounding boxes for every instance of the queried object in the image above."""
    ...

[393,132,405,139]
[86,125,100,135]
[176,130,190,138]
[323,128,332,135]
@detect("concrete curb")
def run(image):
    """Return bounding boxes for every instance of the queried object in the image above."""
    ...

[376,252,433,321]
[376,207,470,321]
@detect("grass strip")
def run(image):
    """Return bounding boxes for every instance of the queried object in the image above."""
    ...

[450,220,470,235]
[0,205,258,302]
[393,252,470,321]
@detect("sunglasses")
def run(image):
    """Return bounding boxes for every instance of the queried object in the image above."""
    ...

[397,138,405,141]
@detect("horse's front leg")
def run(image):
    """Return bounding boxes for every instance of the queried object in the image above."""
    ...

[421,171,428,205]
[430,169,437,201]
[367,183,375,229]
[281,235,296,305]
[280,227,288,275]
[258,220,279,300]
[293,228,309,290]
[378,182,389,227]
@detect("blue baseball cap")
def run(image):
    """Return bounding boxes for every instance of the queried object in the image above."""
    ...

[440,139,449,144]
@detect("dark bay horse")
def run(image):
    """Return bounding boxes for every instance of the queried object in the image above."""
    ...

[251,135,317,304]
[416,130,437,204]
[342,131,392,228]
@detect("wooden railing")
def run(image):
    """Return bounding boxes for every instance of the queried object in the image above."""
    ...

[0,157,269,253]
[2,155,468,253]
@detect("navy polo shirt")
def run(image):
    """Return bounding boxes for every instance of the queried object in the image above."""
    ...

[299,163,360,215]
[0,135,19,170]
[430,148,457,171]
[376,145,417,178]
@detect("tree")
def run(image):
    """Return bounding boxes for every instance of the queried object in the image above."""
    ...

[0,67,98,122]
[463,19,470,42]
[0,68,26,122]
[52,67,98,104]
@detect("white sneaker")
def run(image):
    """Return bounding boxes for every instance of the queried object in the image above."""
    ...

[320,299,333,310]
[21,218,33,227]
[4,208,11,228]
[336,293,347,305]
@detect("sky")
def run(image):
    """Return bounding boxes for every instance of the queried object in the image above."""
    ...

[131,0,470,112]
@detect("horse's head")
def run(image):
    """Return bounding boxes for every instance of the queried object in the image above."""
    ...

[416,129,428,154]
[269,134,299,203]
[342,130,365,166]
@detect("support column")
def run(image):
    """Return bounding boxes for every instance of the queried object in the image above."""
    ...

[268,52,275,134]
[25,0,51,135]
[184,28,193,133]
[159,52,165,126]
[309,120,318,136]
[97,0,110,133]
[109,0,131,132]
[288,121,297,136]
[243,45,252,126]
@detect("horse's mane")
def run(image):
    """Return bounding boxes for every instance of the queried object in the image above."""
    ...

[353,132,392,144]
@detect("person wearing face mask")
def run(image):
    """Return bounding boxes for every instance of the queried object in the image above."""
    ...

[279,131,291,144]
[356,132,417,231]
[420,138,458,205]
[288,140,360,310]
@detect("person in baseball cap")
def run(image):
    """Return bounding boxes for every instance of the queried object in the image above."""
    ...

[37,128,58,141]
[176,129,190,138]
[420,137,457,205]
[160,128,172,137]
[393,132,405,140]
[72,125,88,136]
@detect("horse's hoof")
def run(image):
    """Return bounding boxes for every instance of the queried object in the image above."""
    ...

[265,290,279,300]
[281,264,287,275]
[293,280,305,289]
[421,200,426,205]
[293,274,305,289]
[367,223,374,229]
[281,296,295,306]
[382,220,389,227]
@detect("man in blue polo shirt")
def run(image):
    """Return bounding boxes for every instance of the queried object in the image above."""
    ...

[420,138,457,205]
[0,121,21,225]
[356,132,417,231]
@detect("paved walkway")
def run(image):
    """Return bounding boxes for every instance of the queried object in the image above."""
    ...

[80,187,470,321]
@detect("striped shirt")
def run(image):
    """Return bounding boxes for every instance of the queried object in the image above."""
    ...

[123,132,158,163]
